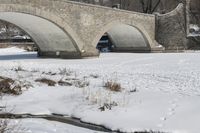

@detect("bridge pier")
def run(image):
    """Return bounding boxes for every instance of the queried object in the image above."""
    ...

[38,51,82,59]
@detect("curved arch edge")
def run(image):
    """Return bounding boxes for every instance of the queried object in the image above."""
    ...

[92,21,164,52]
[0,12,82,59]
[0,5,84,59]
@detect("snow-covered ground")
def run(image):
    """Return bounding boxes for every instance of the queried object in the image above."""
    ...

[7,118,103,133]
[1,47,200,133]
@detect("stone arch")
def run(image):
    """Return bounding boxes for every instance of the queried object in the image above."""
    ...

[0,12,81,58]
[92,21,152,52]
[0,1,86,58]
[0,0,162,57]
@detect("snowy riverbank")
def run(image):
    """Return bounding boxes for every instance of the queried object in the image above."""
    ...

[0,47,200,133]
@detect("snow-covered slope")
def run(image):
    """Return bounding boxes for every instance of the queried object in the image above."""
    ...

[0,47,200,133]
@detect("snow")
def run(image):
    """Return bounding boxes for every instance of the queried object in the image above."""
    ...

[8,118,103,133]
[188,24,200,37]
[0,47,26,53]
[1,47,200,133]
[190,24,200,31]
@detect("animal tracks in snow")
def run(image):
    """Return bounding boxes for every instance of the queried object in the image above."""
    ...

[157,97,181,128]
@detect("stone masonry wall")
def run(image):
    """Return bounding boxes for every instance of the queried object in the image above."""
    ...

[156,3,188,51]
[0,0,159,57]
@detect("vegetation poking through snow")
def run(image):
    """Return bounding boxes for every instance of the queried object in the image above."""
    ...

[99,101,118,111]
[42,71,57,76]
[0,76,14,83]
[0,76,22,95]
[104,80,122,92]
[35,78,56,86]
[58,80,73,86]
[90,74,99,79]
[130,88,137,93]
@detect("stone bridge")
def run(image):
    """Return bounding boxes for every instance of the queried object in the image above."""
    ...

[0,0,163,59]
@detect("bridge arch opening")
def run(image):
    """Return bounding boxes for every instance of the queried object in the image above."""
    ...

[0,20,38,51]
[96,24,151,53]
[0,12,81,59]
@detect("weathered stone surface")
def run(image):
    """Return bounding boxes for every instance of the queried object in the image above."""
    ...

[107,24,151,52]
[0,0,161,58]
[156,4,188,51]
[0,12,80,58]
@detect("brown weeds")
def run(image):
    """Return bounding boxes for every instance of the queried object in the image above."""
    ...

[104,81,122,92]
[35,78,56,86]
[0,76,22,95]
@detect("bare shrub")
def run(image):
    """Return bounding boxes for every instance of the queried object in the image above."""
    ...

[0,76,14,84]
[58,80,72,86]
[104,80,122,92]
[35,78,56,86]
[0,80,11,92]
[58,77,89,87]
[99,101,118,111]
[0,76,22,95]
[90,74,99,79]
[42,71,57,76]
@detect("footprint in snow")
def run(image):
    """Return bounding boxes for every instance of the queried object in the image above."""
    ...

[157,97,180,128]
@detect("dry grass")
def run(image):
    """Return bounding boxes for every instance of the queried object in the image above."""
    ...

[0,76,14,84]
[58,80,72,86]
[104,80,122,92]
[42,71,57,76]
[99,102,118,111]
[35,78,56,86]
[0,76,22,95]
[90,74,99,79]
